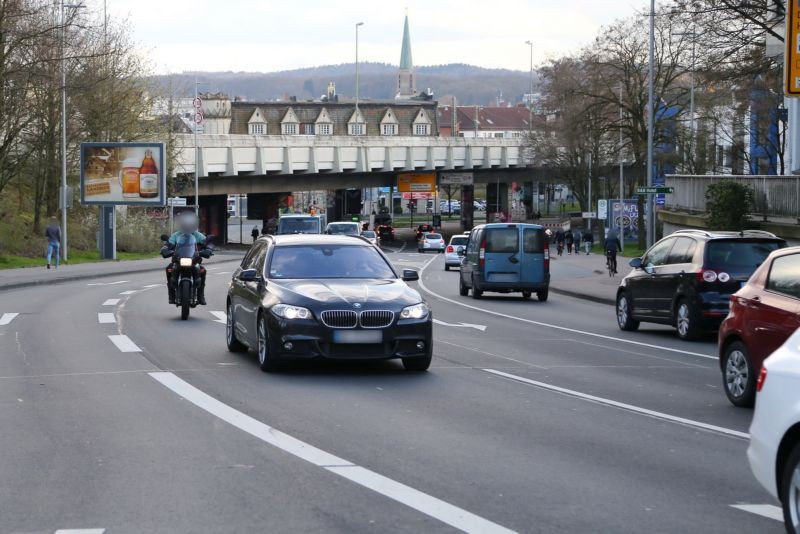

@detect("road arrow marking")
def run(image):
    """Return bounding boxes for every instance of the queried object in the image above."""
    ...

[432,318,486,331]
[729,504,783,522]
[0,313,19,326]
[209,311,226,324]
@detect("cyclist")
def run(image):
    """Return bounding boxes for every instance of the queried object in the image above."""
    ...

[604,229,622,274]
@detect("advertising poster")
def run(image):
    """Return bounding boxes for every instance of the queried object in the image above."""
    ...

[611,200,641,242]
[80,142,166,206]
[397,172,435,193]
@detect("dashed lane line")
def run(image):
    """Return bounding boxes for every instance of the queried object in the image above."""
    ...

[729,504,783,522]
[87,280,128,286]
[0,313,19,326]
[416,256,717,361]
[97,313,116,324]
[209,311,226,324]
[118,290,139,295]
[108,335,141,353]
[102,299,120,306]
[483,369,749,440]
[54,529,105,534]
[150,371,516,534]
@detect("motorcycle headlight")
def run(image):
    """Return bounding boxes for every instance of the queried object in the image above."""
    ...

[272,304,312,320]
[400,303,429,320]
[179,257,193,267]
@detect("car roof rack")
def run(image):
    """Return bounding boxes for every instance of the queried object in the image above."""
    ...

[672,229,713,237]
[739,229,779,238]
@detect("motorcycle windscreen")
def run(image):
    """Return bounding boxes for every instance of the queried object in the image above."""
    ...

[175,233,197,259]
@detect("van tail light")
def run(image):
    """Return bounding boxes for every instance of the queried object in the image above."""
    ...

[756,366,767,392]
[447,246,454,253]
[544,247,550,272]
[698,270,730,283]
[479,240,486,269]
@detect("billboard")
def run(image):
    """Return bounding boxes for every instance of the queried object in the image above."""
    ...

[80,142,166,205]
[397,172,435,193]
[610,200,641,242]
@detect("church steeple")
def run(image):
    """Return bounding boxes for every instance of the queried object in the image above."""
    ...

[396,13,416,99]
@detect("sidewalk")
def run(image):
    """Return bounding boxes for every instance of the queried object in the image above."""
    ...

[0,250,245,291]
[548,248,620,306]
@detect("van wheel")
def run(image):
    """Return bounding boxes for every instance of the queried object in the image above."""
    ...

[471,275,482,299]
[616,292,639,331]
[537,288,548,302]
[459,275,469,296]
[675,299,700,341]
[522,291,532,299]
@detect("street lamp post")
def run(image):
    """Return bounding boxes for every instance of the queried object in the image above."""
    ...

[193,79,208,216]
[355,22,364,127]
[525,40,533,133]
[618,82,625,253]
[646,0,656,248]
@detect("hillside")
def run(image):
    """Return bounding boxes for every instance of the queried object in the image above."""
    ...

[153,63,538,105]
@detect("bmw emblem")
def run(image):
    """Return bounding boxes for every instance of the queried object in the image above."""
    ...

[353,303,362,309]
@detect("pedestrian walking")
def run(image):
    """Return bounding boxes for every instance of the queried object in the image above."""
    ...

[583,231,594,255]
[251,226,259,243]
[45,217,61,269]
[555,229,565,256]
[565,229,574,255]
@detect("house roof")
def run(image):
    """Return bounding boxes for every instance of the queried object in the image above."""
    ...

[437,105,544,131]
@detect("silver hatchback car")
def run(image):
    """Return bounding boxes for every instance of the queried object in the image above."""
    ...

[444,235,469,270]
[418,233,445,253]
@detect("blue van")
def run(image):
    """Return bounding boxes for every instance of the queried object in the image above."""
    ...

[458,223,550,301]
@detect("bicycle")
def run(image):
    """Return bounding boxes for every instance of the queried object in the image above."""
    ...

[606,250,616,277]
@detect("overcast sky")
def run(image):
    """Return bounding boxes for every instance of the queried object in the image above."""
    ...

[90,0,651,74]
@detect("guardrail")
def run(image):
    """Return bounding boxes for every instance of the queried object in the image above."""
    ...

[664,175,800,219]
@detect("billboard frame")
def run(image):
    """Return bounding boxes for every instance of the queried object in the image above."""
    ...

[80,141,167,206]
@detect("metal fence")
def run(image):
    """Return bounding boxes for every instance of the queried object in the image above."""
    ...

[664,175,800,220]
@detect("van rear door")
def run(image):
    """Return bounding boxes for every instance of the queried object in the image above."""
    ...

[484,226,521,283]
[520,227,546,284]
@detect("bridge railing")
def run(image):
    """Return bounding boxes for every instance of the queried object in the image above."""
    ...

[665,175,800,220]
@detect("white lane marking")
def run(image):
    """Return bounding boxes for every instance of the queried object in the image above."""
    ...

[143,284,162,288]
[150,372,515,533]
[97,313,116,324]
[0,313,19,326]
[55,529,105,534]
[87,280,128,286]
[108,335,141,353]
[432,318,487,332]
[729,504,783,522]
[216,271,232,275]
[102,299,120,306]
[417,259,717,361]
[119,290,139,295]
[209,311,226,324]
[484,369,749,439]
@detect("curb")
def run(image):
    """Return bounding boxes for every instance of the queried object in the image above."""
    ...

[0,257,243,292]
[549,286,616,307]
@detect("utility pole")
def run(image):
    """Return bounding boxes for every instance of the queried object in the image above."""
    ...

[194,78,199,215]
[587,152,592,233]
[355,22,364,133]
[619,83,625,253]
[646,0,656,248]
[525,40,533,135]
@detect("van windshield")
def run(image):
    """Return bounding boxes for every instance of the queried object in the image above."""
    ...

[485,228,519,253]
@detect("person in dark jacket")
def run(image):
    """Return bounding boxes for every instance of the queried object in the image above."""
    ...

[251,226,259,243]
[604,229,623,274]
[564,229,574,255]
[45,217,61,269]
[583,231,594,255]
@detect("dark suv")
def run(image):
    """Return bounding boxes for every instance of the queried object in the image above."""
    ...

[615,230,785,340]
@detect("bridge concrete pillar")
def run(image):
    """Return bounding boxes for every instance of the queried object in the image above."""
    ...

[282,147,294,174]
[445,145,454,170]
[226,146,237,176]
[461,184,474,231]
[308,146,318,174]
[486,180,509,222]
[463,145,474,170]
[383,147,392,172]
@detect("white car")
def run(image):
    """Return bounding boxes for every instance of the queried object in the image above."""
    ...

[444,234,468,270]
[747,327,800,533]
[418,233,445,253]
[360,230,378,246]
[326,221,360,236]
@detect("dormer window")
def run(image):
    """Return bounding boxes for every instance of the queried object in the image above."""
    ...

[414,124,429,136]
[315,107,333,136]
[380,108,398,136]
[247,107,267,136]
[348,108,366,136]
[280,107,299,136]
[412,108,431,136]
[382,124,397,135]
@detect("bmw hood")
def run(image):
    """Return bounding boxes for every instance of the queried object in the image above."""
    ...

[268,278,423,308]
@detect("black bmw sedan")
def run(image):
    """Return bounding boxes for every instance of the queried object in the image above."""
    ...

[226,234,433,372]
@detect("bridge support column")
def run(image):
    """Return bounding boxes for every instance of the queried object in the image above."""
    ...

[486,180,509,222]
[461,184,474,231]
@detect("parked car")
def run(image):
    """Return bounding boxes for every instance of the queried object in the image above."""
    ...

[718,246,800,406]
[616,229,785,340]
[415,223,434,240]
[226,235,432,372]
[360,230,379,246]
[746,327,800,533]
[444,235,469,271]
[377,224,395,242]
[418,233,445,253]
[325,221,361,236]
[459,223,550,301]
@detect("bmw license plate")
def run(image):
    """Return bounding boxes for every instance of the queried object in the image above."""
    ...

[333,330,383,344]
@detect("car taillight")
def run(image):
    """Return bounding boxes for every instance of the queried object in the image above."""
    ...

[756,366,767,392]
[698,269,730,283]
[447,246,454,253]
[544,247,550,271]
[479,240,486,269]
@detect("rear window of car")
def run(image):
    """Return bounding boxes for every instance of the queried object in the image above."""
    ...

[486,228,519,253]
[425,233,442,239]
[449,236,468,246]
[523,228,544,253]
[705,240,784,271]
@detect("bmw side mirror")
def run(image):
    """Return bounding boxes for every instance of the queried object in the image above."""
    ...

[457,246,466,256]
[402,269,419,282]
[629,258,642,269]
[239,268,260,282]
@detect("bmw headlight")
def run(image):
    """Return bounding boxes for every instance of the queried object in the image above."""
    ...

[272,304,312,320]
[179,257,193,267]
[400,303,429,320]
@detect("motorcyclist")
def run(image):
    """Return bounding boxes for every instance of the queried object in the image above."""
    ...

[164,212,209,305]
[604,229,622,274]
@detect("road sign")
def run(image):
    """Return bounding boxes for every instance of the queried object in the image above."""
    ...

[582,212,597,219]
[597,199,608,219]
[167,197,187,206]
[440,172,474,186]
[635,186,674,195]
[786,1,800,96]
[193,97,202,109]
[194,111,204,124]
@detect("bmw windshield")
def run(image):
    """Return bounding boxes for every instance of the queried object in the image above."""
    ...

[268,245,396,279]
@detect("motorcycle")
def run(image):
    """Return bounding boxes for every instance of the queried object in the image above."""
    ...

[160,233,213,320]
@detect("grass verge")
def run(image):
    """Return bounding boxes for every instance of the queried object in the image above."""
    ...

[0,250,158,270]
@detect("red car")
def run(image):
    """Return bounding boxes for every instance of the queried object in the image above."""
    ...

[718,246,800,407]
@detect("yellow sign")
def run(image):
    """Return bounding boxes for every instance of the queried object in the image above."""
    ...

[786,1,800,96]
[397,172,435,193]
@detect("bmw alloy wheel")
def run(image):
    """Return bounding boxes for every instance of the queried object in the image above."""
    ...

[724,349,748,399]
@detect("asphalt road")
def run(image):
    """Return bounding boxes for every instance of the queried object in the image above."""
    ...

[0,241,784,533]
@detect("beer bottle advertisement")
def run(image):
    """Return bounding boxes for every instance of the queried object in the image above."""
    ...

[80,142,165,205]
